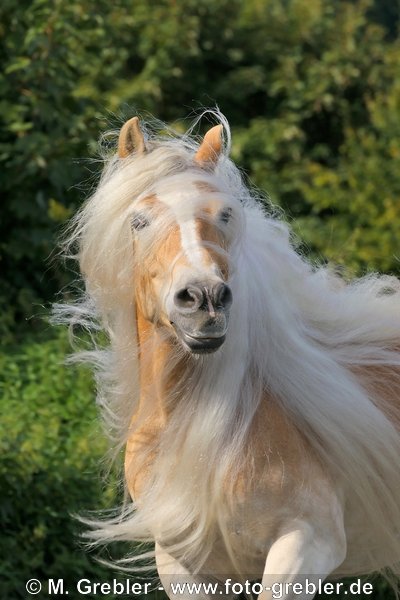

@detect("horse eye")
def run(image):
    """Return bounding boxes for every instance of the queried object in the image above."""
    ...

[220,208,232,224]
[131,213,150,231]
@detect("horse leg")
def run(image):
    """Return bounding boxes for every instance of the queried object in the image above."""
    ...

[257,517,347,600]
[156,542,230,600]
[155,542,208,600]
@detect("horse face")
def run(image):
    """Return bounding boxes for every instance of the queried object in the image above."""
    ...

[132,183,234,354]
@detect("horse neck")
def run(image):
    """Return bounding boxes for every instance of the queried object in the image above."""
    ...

[134,307,185,425]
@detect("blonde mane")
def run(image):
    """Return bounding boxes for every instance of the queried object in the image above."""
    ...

[54,112,400,580]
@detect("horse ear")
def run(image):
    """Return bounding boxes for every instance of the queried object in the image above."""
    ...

[118,116,146,158]
[194,124,223,168]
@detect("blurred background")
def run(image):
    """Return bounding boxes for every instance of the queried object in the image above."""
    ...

[1,0,400,597]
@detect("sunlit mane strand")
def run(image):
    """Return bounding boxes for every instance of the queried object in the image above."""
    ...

[53,110,400,590]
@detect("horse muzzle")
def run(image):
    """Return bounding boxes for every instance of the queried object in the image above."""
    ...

[169,281,232,354]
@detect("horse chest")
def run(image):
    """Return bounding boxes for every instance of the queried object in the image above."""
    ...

[197,468,314,578]
[125,395,333,579]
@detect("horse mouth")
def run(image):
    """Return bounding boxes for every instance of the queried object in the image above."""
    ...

[181,332,226,354]
[170,323,226,354]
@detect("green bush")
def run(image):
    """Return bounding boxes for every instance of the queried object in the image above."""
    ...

[230,0,400,275]
[0,331,122,597]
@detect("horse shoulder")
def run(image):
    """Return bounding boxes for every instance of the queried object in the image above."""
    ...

[240,393,345,545]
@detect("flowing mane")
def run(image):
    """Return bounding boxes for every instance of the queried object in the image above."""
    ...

[54,112,400,585]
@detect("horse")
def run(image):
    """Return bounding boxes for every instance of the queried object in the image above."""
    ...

[55,113,400,599]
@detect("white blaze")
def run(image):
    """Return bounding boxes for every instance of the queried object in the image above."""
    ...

[178,219,206,267]
[154,187,209,268]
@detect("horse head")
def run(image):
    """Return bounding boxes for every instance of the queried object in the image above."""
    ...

[119,117,236,354]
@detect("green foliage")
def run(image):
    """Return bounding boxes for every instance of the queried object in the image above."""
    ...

[0,331,121,597]
[230,0,400,275]
[0,0,113,332]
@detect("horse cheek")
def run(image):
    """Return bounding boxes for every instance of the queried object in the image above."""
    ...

[135,271,159,324]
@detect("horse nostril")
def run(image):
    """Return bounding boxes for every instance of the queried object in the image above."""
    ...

[214,283,233,309]
[174,283,232,313]
[174,286,203,310]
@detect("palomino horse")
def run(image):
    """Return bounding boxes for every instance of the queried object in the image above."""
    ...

[58,114,400,598]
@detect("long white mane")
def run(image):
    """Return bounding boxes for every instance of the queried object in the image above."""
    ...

[54,112,400,580]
